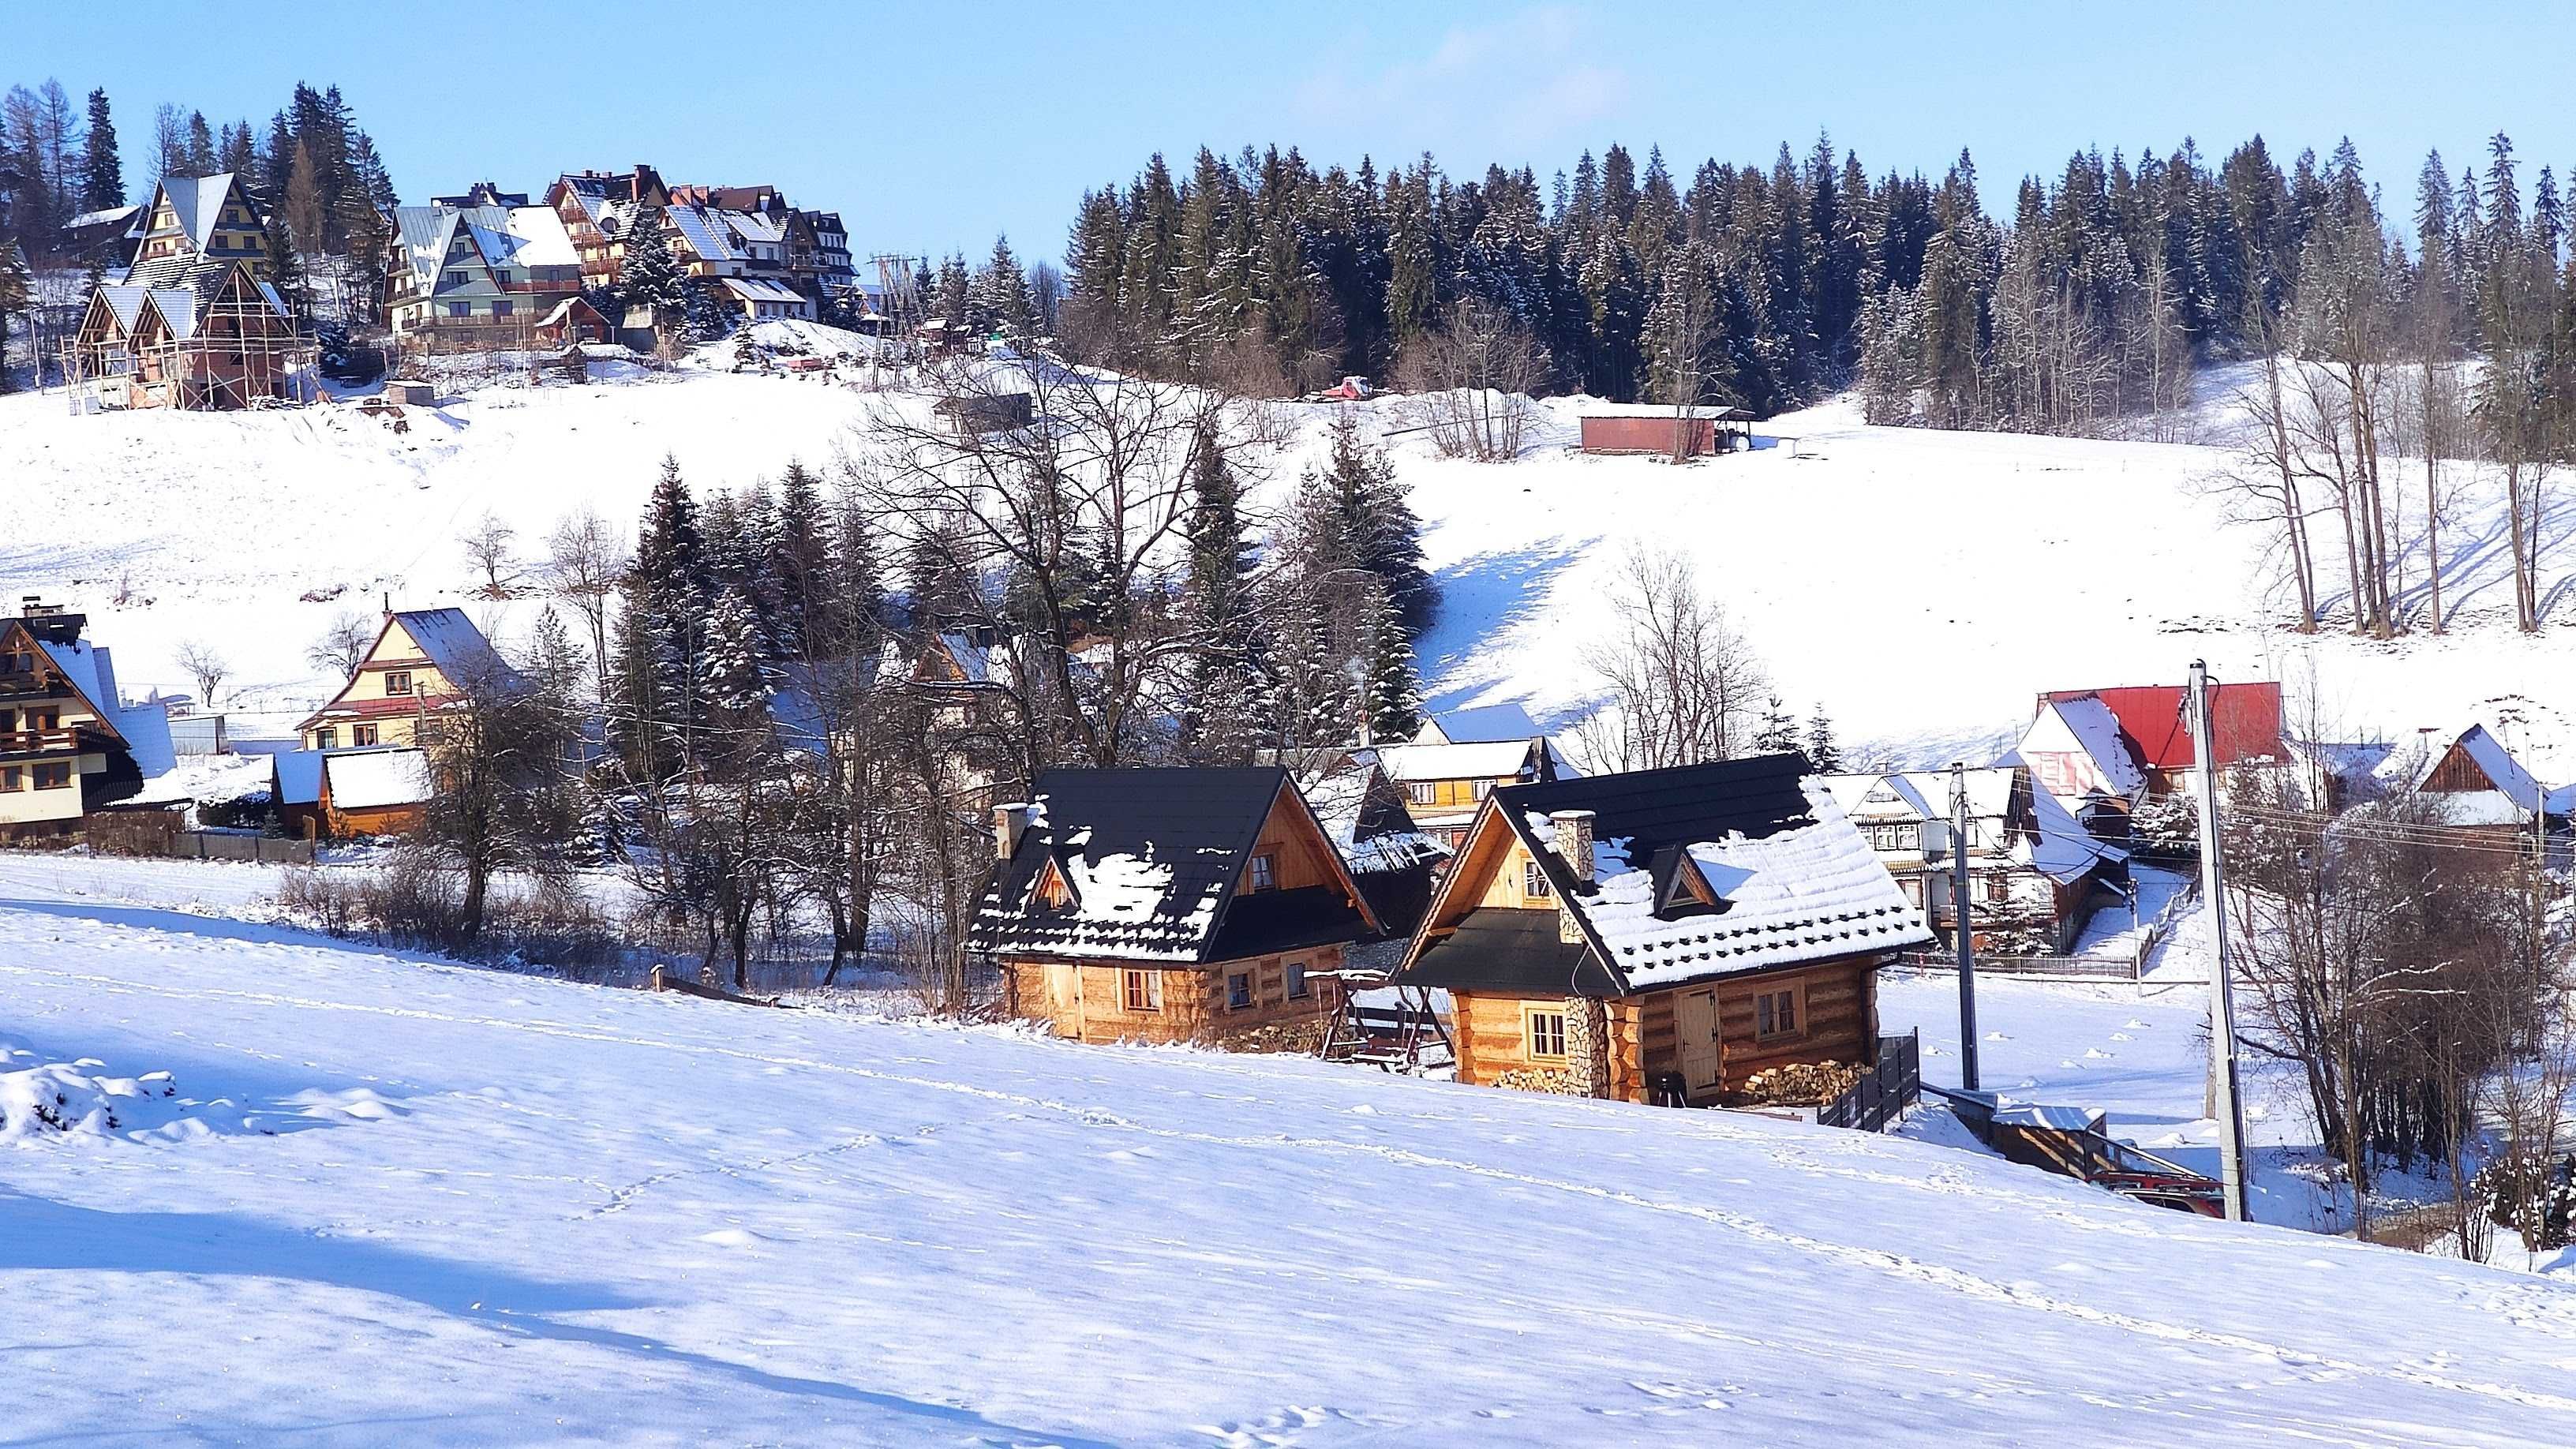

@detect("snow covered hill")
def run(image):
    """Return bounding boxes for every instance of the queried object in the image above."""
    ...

[3,357,2574,767]
[4,852,2575,1446]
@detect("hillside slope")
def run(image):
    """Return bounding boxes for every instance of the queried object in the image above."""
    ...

[2,365,2573,766]
[3,852,2575,1446]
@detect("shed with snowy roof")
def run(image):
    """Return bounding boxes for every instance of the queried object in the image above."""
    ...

[1393,753,1934,1107]
[271,746,432,840]
[972,766,1383,1046]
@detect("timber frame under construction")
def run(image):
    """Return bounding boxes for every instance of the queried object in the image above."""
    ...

[61,256,314,414]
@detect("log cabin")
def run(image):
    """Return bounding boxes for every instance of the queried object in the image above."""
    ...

[2387,723,2563,841]
[272,747,433,841]
[973,766,1383,1046]
[298,608,517,752]
[1394,754,1934,1106]
[1373,735,1575,849]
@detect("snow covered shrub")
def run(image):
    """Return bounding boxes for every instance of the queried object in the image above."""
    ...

[2131,792,2202,865]
[0,1050,178,1142]
[2478,1154,2576,1250]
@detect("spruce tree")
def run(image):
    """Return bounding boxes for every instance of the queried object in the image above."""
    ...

[1754,695,1800,754]
[183,112,216,176]
[80,88,122,211]
[1358,581,1421,743]
[619,210,686,321]
[1176,425,1264,761]
[1803,705,1842,772]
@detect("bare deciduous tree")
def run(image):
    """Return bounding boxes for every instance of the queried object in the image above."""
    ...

[461,511,522,601]
[174,639,228,706]
[1397,297,1551,462]
[1573,550,1768,772]
[306,608,376,680]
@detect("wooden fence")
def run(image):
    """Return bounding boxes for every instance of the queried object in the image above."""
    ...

[1818,1032,1921,1133]
[1895,950,2142,982]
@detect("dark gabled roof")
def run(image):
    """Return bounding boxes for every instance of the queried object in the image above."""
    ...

[1400,753,1931,998]
[1404,907,1616,994]
[969,767,1376,964]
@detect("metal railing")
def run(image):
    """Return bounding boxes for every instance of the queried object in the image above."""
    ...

[1818,1032,1921,1133]
[1893,949,2143,981]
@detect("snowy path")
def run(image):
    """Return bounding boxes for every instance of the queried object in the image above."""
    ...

[6,861,2576,1443]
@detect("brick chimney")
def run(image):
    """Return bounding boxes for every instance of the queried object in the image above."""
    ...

[992,803,1034,860]
[1551,810,1595,945]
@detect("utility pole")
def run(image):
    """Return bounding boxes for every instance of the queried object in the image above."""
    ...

[1952,760,1979,1092]
[2188,660,2252,1222]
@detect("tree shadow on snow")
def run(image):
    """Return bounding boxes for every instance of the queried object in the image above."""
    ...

[1417,542,1586,701]
[0,1191,1121,1447]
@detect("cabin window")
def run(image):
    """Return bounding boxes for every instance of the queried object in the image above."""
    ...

[1868,823,1919,851]
[1754,987,1803,1041]
[384,672,413,697]
[493,300,514,317]
[1406,781,1434,806]
[0,709,13,732]
[1247,852,1276,892]
[353,724,380,747]
[1226,972,1252,1010]
[32,762,73,790]
[448,302,471,318]
[1034,865,1071,911]
[314,728,338,749]
[445,269,469,286]
[28,708,59,731]
[0,651,27,673]
[1523,860,1552,899]
[1472,779,1495,799]
[1121,969,1161,1013]
[1285,961,1309,1000]
[1524,1008,1568,1060]
[0,766,20,792]
[1987,874,2010,904]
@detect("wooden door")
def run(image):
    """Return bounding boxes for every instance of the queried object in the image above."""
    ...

[1676,988,1723,1102]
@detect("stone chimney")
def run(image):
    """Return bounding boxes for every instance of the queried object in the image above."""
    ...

[1551,810,1595,945]
[1551,811,1596,882]
[992,803,1034,861]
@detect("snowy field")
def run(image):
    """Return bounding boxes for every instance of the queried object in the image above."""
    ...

[5,347,2575,768]
[7,851,2576,1446]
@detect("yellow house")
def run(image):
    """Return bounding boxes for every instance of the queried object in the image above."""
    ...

[297,608,511,751]
[1374,736,1574,849]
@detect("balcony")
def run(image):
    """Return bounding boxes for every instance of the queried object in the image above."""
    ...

[0,724,111,758]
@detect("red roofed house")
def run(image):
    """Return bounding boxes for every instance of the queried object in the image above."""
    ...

[2020,682,2289,826]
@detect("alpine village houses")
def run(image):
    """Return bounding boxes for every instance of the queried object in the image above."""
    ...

[1394,754,1934,1106]
[0,601,173,841]
[973,767,1384,1046]
[66,173,306,410]
[268,608,515,842]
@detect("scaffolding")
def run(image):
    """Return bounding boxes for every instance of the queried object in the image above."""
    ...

[59,277,316,414]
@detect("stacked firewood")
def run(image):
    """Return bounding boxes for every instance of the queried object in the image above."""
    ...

[1737,1061,1863,1107]
[1492,1066,1583,1095]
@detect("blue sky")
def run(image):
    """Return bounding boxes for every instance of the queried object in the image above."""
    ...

[20,2,2574,262]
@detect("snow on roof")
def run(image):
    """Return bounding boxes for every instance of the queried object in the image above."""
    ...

[1376,739,1536,783]
[719,276,806,304]
[1825,763,2124,885]
[666,205,739,264]
[159,174,243,254]
[2406,723,2547,811]
[391,608,512,687]
[1567,780,1934,991]
[2024,695,2147,799]
[271,750,328,806]
[392,204,578,289]
[65,202,141,231]
[324,749,433,810]
[1413,702,1544,745]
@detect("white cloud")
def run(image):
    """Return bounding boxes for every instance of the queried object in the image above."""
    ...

[1295,6,1634,155]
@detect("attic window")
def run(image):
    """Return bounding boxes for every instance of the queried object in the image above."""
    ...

[1247,852,1277,893]
[1033,860,1073,912]
[384,672,412,697]
[1522,860,1552,900]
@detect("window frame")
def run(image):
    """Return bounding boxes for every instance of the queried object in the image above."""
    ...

[1523,859,1553,900]
[0,766,21,792]
[1246,851,1277,893]
[352,724,379,747]
[1406,781,1435,806]
[1753,984,1805,1042]
[1226,972,1253,1011]
[1121,968,1163,1013]
[384,671,412,697]
[1285,960,1309,1000]
[32,762,74,791]
[1523,1006,1569,1060]
[313,727,337,750]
